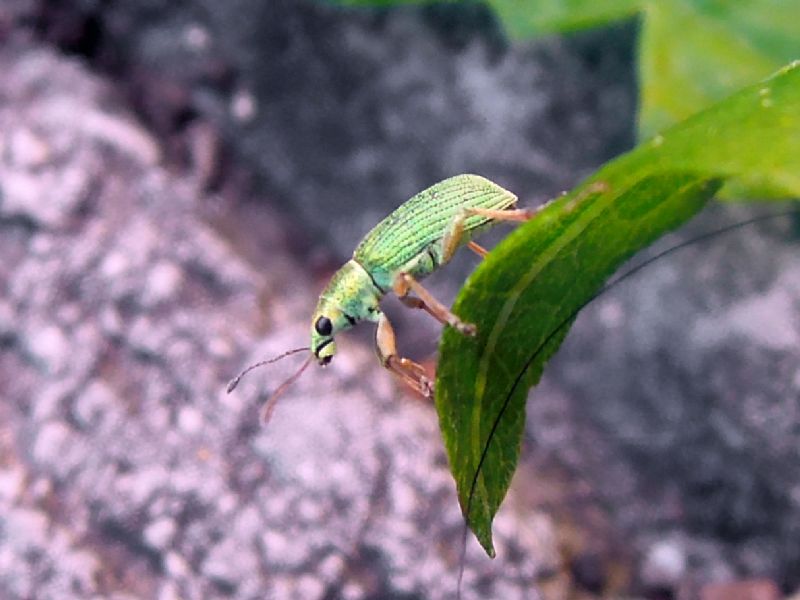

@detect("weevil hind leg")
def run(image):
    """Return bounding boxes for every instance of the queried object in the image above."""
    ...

[441,210,469,264]
[394,272,476,336]
[467,241,489,258]
[375,313,433,398]
[441,208,497,263]
[462,205,543,223]
[443,182,610,263]
[441,205,533,264]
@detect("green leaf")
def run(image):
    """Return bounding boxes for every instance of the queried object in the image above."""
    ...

[488,0,800,142]
[435,62,800,556]
[487,0,640,37]
[638,0,800,140]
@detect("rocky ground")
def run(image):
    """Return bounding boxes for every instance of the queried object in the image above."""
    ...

[1,2,799,599]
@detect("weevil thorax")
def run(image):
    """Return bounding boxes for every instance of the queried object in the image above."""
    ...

[311,259,383,365]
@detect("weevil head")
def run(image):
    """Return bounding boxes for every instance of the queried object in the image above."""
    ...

[310,260,382,366]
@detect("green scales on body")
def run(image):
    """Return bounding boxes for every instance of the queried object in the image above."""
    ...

[310,174,528,396]
[228,174,538,419]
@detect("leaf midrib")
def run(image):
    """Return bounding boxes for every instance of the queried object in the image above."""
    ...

[471,184,612,462]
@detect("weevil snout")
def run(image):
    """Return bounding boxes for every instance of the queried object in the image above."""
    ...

[314,339,336,365]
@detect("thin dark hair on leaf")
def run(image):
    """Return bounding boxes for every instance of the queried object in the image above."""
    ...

[456,207,799,598]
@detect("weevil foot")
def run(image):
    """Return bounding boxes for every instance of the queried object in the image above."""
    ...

[418,375,434,399]
[455,321,477,336]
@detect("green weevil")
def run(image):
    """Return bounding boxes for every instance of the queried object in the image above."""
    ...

[228,174,538,420]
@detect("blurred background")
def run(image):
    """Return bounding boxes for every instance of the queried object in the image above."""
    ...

[1,1,798,599]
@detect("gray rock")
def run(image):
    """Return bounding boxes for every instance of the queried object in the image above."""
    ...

[43,0,636,384]
[7,1,798,597]
[33,0,636,259]
[0,41,546,600]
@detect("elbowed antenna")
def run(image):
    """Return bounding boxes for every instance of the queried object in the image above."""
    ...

[259,354,314,424]
[226,346,310,393]
[226,346,315,425]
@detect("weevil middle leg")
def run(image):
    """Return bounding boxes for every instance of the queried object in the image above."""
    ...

[394,204,550,338]
[394,272,478,336]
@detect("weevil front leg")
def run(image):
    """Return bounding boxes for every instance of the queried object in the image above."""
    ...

[394,272,477,336]
[375,312,433,398]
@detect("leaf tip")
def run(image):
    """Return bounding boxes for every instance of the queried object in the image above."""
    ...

[476,529,496,558]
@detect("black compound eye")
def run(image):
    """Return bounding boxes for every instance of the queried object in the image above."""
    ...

[315,316,333,336]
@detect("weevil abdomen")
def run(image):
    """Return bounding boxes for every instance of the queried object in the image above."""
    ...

[353,174,517,290]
